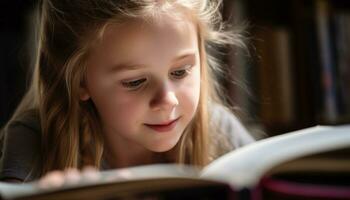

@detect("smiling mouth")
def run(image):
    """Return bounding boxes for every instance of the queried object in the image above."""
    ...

[144,117,180,132]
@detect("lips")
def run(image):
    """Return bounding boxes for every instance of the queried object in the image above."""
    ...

[145,118,180,132]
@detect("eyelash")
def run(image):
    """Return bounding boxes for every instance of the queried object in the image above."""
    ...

[121,78,147,89]
[121,65,193,90]
[170,66,193,79]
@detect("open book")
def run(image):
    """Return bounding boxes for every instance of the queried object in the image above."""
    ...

[0,125,349,200]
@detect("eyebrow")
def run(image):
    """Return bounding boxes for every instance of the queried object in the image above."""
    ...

[110,52,196,73]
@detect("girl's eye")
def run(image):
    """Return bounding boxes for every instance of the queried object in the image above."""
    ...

[121,78,147,89]
[171,65,193,79]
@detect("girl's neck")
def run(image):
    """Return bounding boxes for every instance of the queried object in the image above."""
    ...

[103,139,153,168]
[105,149,178,168]
[102,136,173,169]
[103,149,152,168]
[101,126,178,168]
[103,142,177,169]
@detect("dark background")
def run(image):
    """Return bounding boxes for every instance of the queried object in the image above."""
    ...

[0,0,36,127]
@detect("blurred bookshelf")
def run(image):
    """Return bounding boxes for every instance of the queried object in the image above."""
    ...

[222,0,350,136]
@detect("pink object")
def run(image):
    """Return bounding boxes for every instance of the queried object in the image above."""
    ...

[262,177,350,199]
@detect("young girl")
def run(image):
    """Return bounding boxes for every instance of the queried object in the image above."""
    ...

[0,0,254,183]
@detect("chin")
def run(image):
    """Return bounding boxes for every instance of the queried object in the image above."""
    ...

[147,141,178,153]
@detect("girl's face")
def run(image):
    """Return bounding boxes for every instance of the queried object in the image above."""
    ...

[82,16,201,153]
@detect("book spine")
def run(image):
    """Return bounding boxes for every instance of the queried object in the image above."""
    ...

[334,11,350,122]
[273,29,295,125]
[315,0,340,123]
[255,27,295,128]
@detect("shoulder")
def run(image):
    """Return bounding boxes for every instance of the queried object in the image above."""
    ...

[7,109,40,133]
[209,103,255,149]
[1,109,41,149]
[0,109,41,182]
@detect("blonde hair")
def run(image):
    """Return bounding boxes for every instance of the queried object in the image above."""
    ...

[7,0,246,176]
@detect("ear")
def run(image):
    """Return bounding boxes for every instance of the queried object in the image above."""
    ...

[79,86,90,101]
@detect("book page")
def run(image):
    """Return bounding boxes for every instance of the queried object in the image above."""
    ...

[201,125,350,189]
[0,164,201,200]
[267,147,350,175]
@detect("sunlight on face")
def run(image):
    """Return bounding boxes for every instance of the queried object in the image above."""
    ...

[82,14,201,153]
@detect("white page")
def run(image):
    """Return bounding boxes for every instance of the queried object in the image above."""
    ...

[0,164,200,200]
[202,125,350,189]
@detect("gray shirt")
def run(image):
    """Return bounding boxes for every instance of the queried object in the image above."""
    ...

[0,105,254,182]
[0,110,41,182]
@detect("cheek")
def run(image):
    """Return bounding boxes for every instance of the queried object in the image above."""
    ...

[88,85,148,131]
[85,63,148,132]
[180,67,201,114]
[103,95,147,126]
[93,95,148,140]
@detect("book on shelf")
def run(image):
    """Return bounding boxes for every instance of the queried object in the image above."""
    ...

[315,0,344,124]
[334,11,350,117]
[0,125,349,200]
[255,27,295,127]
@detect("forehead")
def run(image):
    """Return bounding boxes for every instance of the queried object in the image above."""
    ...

[88,14,199,65]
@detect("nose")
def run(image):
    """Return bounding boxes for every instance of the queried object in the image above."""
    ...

[150,83,179,112]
